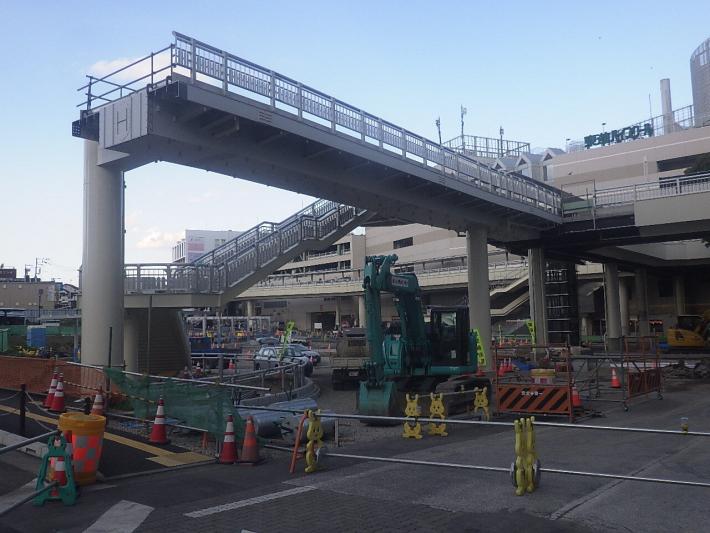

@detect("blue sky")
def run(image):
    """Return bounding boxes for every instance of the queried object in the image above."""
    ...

[1,1,708,284]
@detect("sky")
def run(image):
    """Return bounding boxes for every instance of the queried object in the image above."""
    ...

[1,1,708,285]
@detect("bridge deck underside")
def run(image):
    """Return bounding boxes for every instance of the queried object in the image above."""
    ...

[90,77,556,242]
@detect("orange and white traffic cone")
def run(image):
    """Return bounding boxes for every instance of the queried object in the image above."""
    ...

[497,361,506,377]
[218,415,238,464]
[228,359,235,371]
[149,397,170,445]
[572,385,583,408]
[238,416,263,465]
[611,368,621,389]
[44,371,58,408]
[91,387,105,416]
[49,374,66,413]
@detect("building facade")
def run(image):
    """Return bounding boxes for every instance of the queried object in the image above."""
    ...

[172,229,243,263]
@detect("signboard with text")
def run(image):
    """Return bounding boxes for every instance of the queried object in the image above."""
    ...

[584,123,654,149]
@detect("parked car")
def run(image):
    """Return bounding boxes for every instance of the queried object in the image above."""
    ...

[253,346,313,377]
[257,336,280,346]
[286,343,321,365]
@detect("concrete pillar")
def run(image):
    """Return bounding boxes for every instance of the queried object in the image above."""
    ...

[619,277,630,337]
[123,311,140,372]
[527,248,548,347]
[358,295,366,328]
[335,297,341,330]
[580,315,593,340]
[604,263,622,352]
[635,268,650,337]
[673,275,686,316]
[246,300,254,317]
[81,140,124,367]
[466,228,492,368]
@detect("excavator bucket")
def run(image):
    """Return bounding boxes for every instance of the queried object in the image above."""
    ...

[357,381,397,419]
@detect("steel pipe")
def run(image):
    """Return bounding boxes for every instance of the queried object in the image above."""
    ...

[242,405,710,437]
[0,430,59,457]
[0,482,58,518]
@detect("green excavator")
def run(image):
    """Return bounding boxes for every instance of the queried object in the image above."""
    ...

[357,254,491,418]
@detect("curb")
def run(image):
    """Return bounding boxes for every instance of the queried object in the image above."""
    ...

[0,429,48,458]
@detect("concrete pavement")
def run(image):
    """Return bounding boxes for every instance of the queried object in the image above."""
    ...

[1,380,710,532]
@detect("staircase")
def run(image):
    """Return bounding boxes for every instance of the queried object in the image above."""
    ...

[129,308,191,374]
[126,199,370,304]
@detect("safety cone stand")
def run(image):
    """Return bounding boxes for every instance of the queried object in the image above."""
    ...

[237,416,264,466]
[149,397,170,445]
[44,371,58,408]
[218,415,238,464]
[49,374,66,413]
[34,434,77,507]
[611,368,621,389]
[91,388,105,416]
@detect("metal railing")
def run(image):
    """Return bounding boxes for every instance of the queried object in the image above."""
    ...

[251,258,529,290]
[170,32,560,218]
[562,172,710,220]
[124,199,367,295]
[443,134,531,159]
[76,33,562,218]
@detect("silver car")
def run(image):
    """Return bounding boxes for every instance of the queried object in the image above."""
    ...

[253,346,313,377]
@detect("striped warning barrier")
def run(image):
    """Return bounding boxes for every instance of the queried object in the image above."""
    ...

[496,384,573,422]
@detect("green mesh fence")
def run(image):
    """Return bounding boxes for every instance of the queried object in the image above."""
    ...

[104,368,246,441]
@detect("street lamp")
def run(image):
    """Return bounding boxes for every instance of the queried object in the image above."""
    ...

[601,122,607,133]
[435,117,442,145]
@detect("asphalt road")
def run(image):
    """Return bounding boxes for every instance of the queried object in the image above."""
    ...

[2,379,710,532]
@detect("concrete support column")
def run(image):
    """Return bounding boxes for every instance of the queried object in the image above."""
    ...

[123,310,140,372]
[466,228,491,369]
[81,140,124,367]
[246,300,254,317]
[673,275,686,317]
[334,297,341,330]
[619,277,630,337]
[635,268,650,337]
[580,315,593,340]
[604,263,622,352]
[527,247,548,348]
[358,295,366,328]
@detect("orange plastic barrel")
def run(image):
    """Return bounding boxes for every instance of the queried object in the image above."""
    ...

[58,412,106,486]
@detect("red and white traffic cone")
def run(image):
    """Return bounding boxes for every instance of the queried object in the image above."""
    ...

[49,374,66,413]
[91,387,105,416]
[572,385,583,408]
[51,455,67,497]
[218,415,237,464]
[611,368,621,389]
[228,359,235,371]
[238,416,263,465]
[44,371,58,408]
[149,397,170,445]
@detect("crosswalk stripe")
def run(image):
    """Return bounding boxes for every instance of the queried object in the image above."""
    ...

[185,486,316,518]
[83,500,154,533]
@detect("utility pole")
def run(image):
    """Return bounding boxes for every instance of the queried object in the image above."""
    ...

[460,106,467,141]
[34,257,49,282]
[435,117,442,145]
[499,126,505,157]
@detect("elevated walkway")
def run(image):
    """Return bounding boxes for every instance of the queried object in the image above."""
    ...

[73,32,562,243]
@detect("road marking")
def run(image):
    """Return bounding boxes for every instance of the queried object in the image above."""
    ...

[0,480,36,514]
[83,500,153,533]
[184,486,316,518]
[0,405,174,457]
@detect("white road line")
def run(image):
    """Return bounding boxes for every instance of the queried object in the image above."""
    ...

[83,500,154,533]
[185,486,316,518]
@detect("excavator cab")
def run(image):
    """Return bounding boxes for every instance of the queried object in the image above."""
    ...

[428,306,471,368]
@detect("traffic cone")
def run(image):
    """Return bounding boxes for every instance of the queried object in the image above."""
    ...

[506,358,514,373]
[571,385,583,408]
[610,368,621,389]
[497,361,506,377]
[44,371,58,408]
[51,455,67,497]
[228,359,235,371]
[49,374,66,413]
[238,416,263,465]
[149,397,170,445]
[218,415,237,464]
[91,387,105,416]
